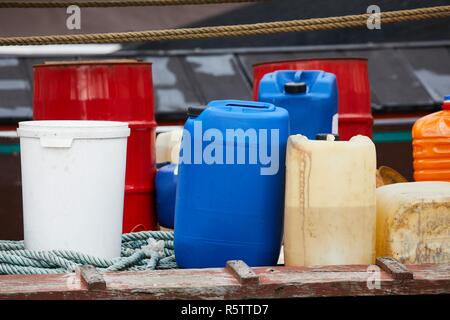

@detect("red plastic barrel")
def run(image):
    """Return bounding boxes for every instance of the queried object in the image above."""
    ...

[253,58,373,140]
[33,60,157,232]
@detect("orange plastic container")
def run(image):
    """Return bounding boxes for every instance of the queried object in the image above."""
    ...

[413,96,450,182]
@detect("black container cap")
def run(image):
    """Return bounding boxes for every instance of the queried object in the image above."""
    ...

[156,161,171,169]
[187,106,207,117]
[284,82,307,94]
[316,133,340,141]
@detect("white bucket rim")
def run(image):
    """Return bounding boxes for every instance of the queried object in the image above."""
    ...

[17,120,130,139]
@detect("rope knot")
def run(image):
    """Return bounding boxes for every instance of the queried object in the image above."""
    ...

[143,238,165,256]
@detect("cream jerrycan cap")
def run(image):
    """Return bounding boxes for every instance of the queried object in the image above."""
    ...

[17,120,130,148]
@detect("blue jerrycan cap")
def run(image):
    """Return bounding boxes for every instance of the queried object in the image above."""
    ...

[284,71,309,94]
[284,82,307,94]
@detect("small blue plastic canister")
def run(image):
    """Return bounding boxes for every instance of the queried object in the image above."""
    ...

[155,163,178,229]
[174,100,289,268]
[258,70,337,139]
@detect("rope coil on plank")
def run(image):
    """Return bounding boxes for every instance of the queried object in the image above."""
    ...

[0,231,176,275]
[121,230,174,241]
[0,0,263,8]
[0,5,449,45]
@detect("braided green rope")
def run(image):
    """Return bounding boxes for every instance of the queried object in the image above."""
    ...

[105,248,157,271]
[0,231,176,275]
[7,250,79,270]
[0,264,66,275]
[121,230,174,242]
[0,252,53,268]
[0,240,24,251]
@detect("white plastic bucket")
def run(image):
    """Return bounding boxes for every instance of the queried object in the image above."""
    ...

[17,121,130,259]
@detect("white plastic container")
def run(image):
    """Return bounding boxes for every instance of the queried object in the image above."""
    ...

[17,121,130,259]
[155,128,183,164]
[376,182,450,264]
[284,134,377,266]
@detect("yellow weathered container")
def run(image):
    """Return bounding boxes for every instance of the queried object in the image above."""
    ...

[284,134,377,266]
[376,182,450,264]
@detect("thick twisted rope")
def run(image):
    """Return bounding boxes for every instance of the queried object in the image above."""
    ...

[0,231,176,275]
[0,0,262,8]
[0,5,449,45]
[122,230,174,242]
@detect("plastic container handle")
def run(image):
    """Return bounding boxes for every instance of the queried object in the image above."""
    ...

[40,137,74,148]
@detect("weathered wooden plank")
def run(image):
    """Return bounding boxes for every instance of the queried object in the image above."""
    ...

[0,264,447,300]
[225,260,259,285]
[78,265,106,291]
[376,257,414,280]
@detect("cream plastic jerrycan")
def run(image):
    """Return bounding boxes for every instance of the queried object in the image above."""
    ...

[376,182,450,264]
[284,134,377,266]
[155,128,183,164]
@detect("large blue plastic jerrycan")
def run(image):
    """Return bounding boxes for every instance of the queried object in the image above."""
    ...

[258,70,338,139]
[174,100,289,268]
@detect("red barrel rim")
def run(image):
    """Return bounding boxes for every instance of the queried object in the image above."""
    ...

[33,59,152,68]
